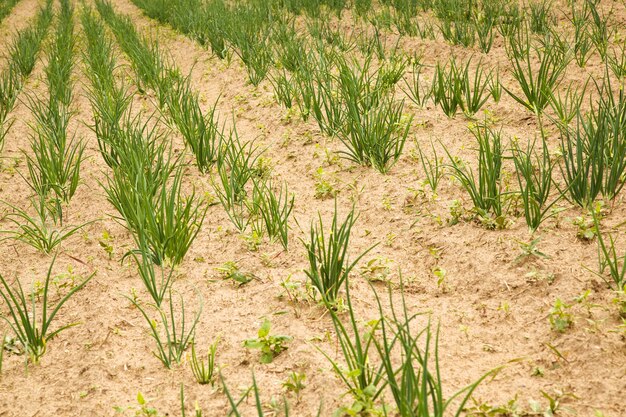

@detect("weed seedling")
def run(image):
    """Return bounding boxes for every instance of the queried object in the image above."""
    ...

[243,318,292,364]
[549,299,573,333]
[216,261,256,286]
[313,168,338,199]
[513,238,550,265]
[572,216,596,242]
[282,371,306,401]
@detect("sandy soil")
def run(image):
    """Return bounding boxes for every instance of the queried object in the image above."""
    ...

[0,0,624,416]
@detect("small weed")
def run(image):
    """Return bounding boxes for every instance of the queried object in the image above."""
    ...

[99,230,114,259]
[513,238,550,265]
[282,371,306,401]
[216,262,256,286]
[360,257,392,283]
[572,216,596,242]
[243,318,292,364]
[314,168,338,199]
[549,299,573,333]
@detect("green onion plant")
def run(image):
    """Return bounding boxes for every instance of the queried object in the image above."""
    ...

[0,256,93,363]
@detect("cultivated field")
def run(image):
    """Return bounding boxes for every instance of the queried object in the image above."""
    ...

[0,0,624,416]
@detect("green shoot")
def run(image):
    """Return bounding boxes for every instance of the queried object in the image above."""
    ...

[0,255,93,363]
[190,339,218,385]
[243,318,292,364]
[128,289,201,369]
[303,204,374,304]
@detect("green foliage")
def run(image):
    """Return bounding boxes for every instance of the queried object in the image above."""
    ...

[106,165,207,266]
[504,24,570,115]
[1,198,92,254]
[354,0,372,16]
[373,281,502,417]
[318,281,386,411]
[282,371,306,399]
[593,215,626,291]
[47,0,76,108]
[80,6,132,169]
[317,265,499,415]
[0,333,4,374]
[459,59,493,117]
[513,238,550,264]
[292,51,411,172]
[227,3,275,85]
[558,78,626,208]
[472,6,496,53]
[339,94,410,173]
[96,0,222,172]
[243,318,292,364]
[190,339,218,385]
[180,384,204,417]
[295,48,344,135]
[0,70,17,151]
[103,116,175,196]
[608,43,626,80]
[249,179,294,249]
[166,78,222,173]
[0,0,19,23]
[529,0,554,35]
[445,122,506,226]
[6,1,53,78]
[512,138,561,232]
[223,372,299,417]
[439,19,475,48]
[489,68,502,103]
[432,58,492,118]
[269,69,295,108]
[432,58,463,118]
[24,0,82,204]
[549,80,588,127]
[131,0,229,59]
[0,256,93,363]
[25,98,84,203]
[548,299,573,332]
[217,261,257,286]
[303,204,373,304]
[415,139,443,193]
[586,0,611,60]
[213,131,262,232]
[128,290,201,368]
[569,1,594,68]
[402,57,431,108]
[130,244,175,307]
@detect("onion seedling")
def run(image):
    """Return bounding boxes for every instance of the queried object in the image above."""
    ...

[372,280,503,416]
[593,214,626,291]
[504,24,570,115]
[249,178,294,250]
[512,138,562,232]
[445,122,506,226]
[128,289,201,369]
[303,204,374,304]
[189,339,218,385]
[1,198,94,254]
[0,255,93,363]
